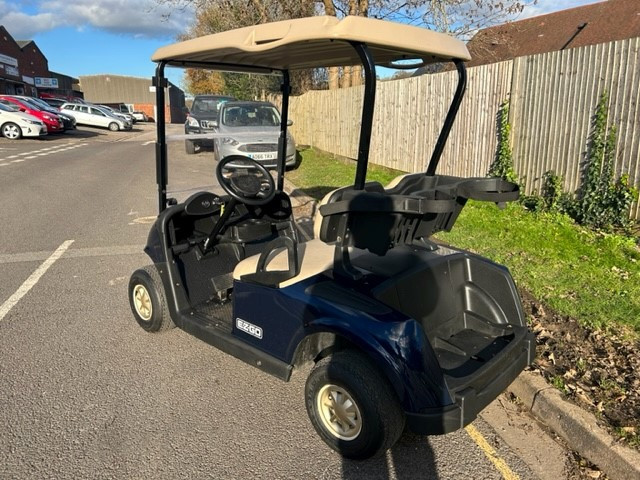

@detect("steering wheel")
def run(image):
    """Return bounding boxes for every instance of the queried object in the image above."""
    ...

[215,155,276,206]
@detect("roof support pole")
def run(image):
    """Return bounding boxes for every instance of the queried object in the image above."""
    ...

[350,42,376,190]
[426,60,467,176]
[276,70,291,192]
[154,61,169,213]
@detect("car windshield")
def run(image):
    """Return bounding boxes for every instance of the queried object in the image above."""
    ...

[221,105,280,127]
[0,103,15,112]
[23,97,49,109]
[19,98,44,111]
[191,97,232,115]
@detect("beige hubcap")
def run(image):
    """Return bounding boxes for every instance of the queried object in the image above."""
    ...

[317,384,362,440]
[133,284,152,321]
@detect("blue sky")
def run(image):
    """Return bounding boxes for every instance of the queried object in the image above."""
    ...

[1,0,604,90]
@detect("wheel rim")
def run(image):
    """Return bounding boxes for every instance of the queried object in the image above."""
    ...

[3,124,20,139]
[132,284,152,321]
[317,384,362,441]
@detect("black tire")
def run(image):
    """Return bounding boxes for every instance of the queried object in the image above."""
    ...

[185,139,196,154]
[108,122,120,132]
[305,350,405,459]
[128,265,175,332]
[2,122,22,140]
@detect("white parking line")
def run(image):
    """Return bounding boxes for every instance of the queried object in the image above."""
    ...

[0,240,74,322]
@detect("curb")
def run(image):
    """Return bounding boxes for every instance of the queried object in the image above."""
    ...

[281,181,640,479]
[508,371,640,480]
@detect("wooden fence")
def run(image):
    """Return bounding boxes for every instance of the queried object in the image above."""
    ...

[277,36,640,219]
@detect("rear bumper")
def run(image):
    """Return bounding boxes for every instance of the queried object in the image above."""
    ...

[406,331,535,435]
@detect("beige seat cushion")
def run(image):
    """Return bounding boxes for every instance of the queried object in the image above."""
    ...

[233,238,336,288]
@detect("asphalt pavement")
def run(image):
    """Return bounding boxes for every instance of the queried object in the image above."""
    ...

[0,123,589,479]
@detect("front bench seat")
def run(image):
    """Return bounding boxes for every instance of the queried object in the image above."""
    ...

[233,238,336,288]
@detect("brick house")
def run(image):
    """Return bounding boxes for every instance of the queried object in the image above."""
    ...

[0,26,81,98]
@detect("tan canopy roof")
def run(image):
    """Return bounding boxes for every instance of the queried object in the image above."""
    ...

[152,16,470,72]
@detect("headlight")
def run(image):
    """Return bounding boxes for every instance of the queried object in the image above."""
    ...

[27,120,42,125]
[222,137,239,146]
[187,116,199,127]
[42,114,53,121]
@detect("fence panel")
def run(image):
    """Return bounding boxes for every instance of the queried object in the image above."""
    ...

[511,37,640,219]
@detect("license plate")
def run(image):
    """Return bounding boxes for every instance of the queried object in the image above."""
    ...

[250,152,277,160]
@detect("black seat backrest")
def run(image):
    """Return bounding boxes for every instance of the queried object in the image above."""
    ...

[316,174,519,256]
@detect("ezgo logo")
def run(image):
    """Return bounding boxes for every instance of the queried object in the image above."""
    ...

[236,318,263,339]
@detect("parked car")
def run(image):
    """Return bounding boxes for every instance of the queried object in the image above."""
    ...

[99,105,135,124]
[40,97,66,109]
[132,111,149,122]
[214,101,296,168]
[14,96,76,130]
[60,103,131,131]
[0,102,47,139]
[0,95,64,133]
[184,94,235,154]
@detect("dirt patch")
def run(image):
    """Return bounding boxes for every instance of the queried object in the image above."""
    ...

[520,289,640,450]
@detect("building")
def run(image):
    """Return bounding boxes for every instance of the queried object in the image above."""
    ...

[465,0,640,67]
[0,26,82,98]
[79,74,186,123]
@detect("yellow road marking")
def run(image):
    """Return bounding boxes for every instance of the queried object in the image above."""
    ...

[465,424,520,480]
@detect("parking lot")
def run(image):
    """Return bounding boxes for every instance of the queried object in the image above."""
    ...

[0,125,576,479]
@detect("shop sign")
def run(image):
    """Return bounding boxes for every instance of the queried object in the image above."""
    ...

[0,53,18,67]
[5,65,19,77]
[22,75,35,85]
[35,77,59,88]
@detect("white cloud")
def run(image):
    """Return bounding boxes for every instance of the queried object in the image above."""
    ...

[0,0,193,39]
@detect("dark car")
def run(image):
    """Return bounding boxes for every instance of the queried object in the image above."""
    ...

[40,97,66,109]
[184,94,235,154]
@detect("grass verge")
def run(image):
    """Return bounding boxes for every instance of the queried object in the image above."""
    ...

[287,147,404,199]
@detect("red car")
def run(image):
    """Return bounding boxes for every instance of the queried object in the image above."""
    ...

[0,95,64,133]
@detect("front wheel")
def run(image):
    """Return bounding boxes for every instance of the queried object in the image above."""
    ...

[128,266,175,332]
[108,122,120,132]
[185,139,196,154]
[2,122,22,140]
[305,350,405,459]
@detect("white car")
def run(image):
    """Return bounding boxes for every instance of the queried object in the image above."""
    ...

[132,111,149,122]
[99,105,136,124]
[0,102,47,139]
[60,103,131,131]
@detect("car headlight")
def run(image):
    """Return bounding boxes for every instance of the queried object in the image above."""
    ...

[27,120,42,125]
[187,116,199,127]
[222,137,240,146]
[42,114,53,121]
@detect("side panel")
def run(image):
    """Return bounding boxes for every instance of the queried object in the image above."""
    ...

[232,277,453,413]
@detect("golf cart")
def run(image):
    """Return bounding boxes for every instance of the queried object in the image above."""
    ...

[128,16,535,460]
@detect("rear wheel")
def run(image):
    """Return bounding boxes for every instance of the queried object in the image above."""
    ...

[108,122,119,132]
[305,350,405,459]
[128,266,175,332]
[185,139,196,154]
[2,122,22,140]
